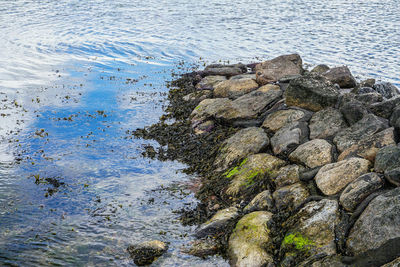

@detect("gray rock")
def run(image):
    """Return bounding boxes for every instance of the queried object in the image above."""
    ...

[228,211,275,267]
[339,100,368,125]
[373,82,399,99]
[274,164,304,188]
[183,90,212,102]
[182,239,219,258]
[272,182,310,210]
[370,96,400,119]
[299,255,348,267]
[255,54,304,85]
[193,120,215,135]
[360,79,376,88]
[322,66,357,88]
[374,145,400,173]
[357,87,376,94]
[214,78,259,99]
[203,63,245,77]
[309,108,348,140]
[385,167,400,186]
[289,139,333,168]
[347,187,400,255]
[355,92,383,104]
[229,73,257,80]
[127,240,168,266]
[380,256,400,267]
[214,127,269,170]
[262,108,312,133]
[195,207,239,238]
[390,105,400,126]
[270,121,309,156]
[244,190,274,213]
[339,172,384,211]
[315,157,371,196]
[333,114,389,152]
[285,73,339,112]
[311,64,330,74]
[195,75,227,90]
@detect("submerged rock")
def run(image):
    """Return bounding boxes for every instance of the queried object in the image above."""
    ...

[309,107,347,140]
[214,78,259,99]
[373,82,399,99]
[270,121,309,156]
[315,157,371,196]
[272,182,310,210]
[214,127,269,171]
[244,190,274,213]
[195,75,227,90]
[228,211,275,267]
[285,74,339,112]
[262,108,311,133]
[195,207,239,238]
[289,139,333,168]
[127,240,168,266]
[322,66,357,88]
[255,53,304,85]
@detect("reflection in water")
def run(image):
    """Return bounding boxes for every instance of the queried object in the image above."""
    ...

[0,0,399,266]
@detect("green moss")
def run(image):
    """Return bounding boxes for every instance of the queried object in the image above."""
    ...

[283,233,315,251]
[194,105,202,111]
[224,158,249,178]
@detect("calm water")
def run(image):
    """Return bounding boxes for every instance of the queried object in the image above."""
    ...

[0,0,399,266]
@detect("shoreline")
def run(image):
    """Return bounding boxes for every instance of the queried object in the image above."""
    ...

[133,54,400,266]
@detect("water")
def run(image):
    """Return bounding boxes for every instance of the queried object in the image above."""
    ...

[0,0,399,266]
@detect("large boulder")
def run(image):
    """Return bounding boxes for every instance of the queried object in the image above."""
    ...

[274,164,304,189]
[285,74,339,112]
[262,108,312,133]
[289,139,333,168]
[195,75,227,90]
[322,66,357,88]
[309,108,347,140]
[270,121,309,156]
[374,145,400,186]
[214,127,269,170]
[311,64,330,74]
[347,188,400,255]
[127,240,168,266]
[314,157,371,196]
[373,82,399,99]
[228,211,275,267]
[280,199,340,265]
[195,207,239,238]
[225,153,286,197]
[338,128,396,162]
[339,100,368,125]
[333,114,389,152]
[255,54,304,85]
[214,78,259,99]
[369,96,400,119]
[390,105,400,126]
[272,182,310,210]
[244,190,274,213]
[339,172,384,211]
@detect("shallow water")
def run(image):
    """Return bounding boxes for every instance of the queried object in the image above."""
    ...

[0,0,399,266]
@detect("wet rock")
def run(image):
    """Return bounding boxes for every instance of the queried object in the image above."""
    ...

[369,96,400,119]
[195,75,227,90]
[322,66,357,88]
[347,187,400,255]
[381,256,400,267]
[333,114,389,152]
[214,127,269,170]
[339,100,368,125]
[272,182,310,210]
[274,164,304,188]
[225,153,286,197]
[244,190,274,213]
[355,92,383,104]
[281,199,340,264]
[374,145,400,173]
[338,128,396,162]
[311,64,330,74]
[183,90,212,102]
[285,73,339,112]
[202,63,245,77]
[258,84,281,93]
[270,121,309,156]
[127,240,168,266]
[228,211,275,267]
[262,108,311,133]
[339,172,384,211]
[214,78,259,99]
[289,139,333,168]
[315,157,371,196]
[182,238,220,258]
[195,207,239,238]
[360,78,376,88]
[373,82,399,99]
[255,53,304,85]
[309,107,347,140]
[193,120,215,135]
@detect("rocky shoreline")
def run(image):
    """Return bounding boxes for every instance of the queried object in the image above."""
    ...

[133,54,400,266]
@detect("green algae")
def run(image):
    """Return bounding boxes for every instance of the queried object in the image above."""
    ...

[283,232,315,251]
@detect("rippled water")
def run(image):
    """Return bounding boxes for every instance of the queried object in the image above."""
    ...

[0,0,399,266]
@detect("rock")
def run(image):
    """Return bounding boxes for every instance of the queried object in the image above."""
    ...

[339,172,384,211]
[195,207,239,238]
[191,98,233,123]
[315,157,371,196]
[203,63,245,77]
[338,128,396,161]
[311,64,330,74]
[228,211,275,267]
[357,87,376,94]
[195,75,227,90]
[127,240,168,266]
[381,257,400,267]
[289,139,333,168]
[374,145,400,173]
[270,121,309,156]
[225,153,286,197]
[339,100,368,125]
[274,164,304,188]
[360,78,376,88]
[255,54,304,85]
[262,108,312,133]
[244,190,274,213]
[299,255,347,267]
[355,92,383,104]
[370,96,400,119]
[183,90,212,102]
[385,167,400,187]
[322,66,357,88]
[390,105,400,126]
[333,114,389,152]
[273,182,310,210]
[214,127,269,170]
[214,78,259,99]
[230,73,257,80]
[258,84,281,93]
[182,239,220,258]
[309,108,347,140]
[285,73,339,112]
[193,120,215,135]
[347,187,400,255]
[373,82,399,99]
[281,199,340,264]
